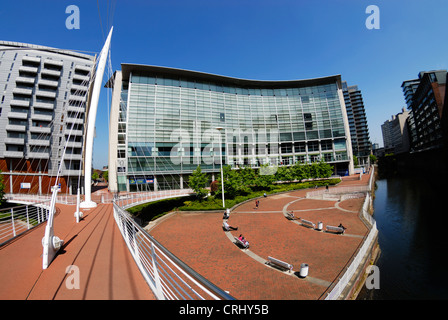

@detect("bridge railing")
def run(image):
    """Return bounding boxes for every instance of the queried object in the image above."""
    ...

[112,189,194,209]
[5,188,195,207]
[0,201,50,246]
[112,202,234,300]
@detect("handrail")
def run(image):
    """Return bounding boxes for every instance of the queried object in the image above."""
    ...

[4,188,195,206]
[112,202,235,300]
[0,201,50,246]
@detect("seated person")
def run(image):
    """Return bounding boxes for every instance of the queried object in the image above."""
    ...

[223,221,238,231]
[238,234,249,247]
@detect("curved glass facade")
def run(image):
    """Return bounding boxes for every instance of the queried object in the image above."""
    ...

[108,65,354,192]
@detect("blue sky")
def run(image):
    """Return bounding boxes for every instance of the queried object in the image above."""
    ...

[1,0,447,168]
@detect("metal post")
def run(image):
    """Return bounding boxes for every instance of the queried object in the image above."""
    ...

[150,242,165,300]
[26,206,30,230]
[216,127,225,208]
[42,187,64,269]
[74,188,82,223]
[11,208,16,237]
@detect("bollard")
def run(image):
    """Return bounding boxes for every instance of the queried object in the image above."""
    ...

[317,221,323,231]
[300,263,309,278]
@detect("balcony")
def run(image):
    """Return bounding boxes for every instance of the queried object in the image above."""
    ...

[22,56,41,64]
[43,59,63,68]
[41,69,61,78]
[29,126,52,134]
[3,151,24,158]
[12,88,33,96]
[4,137,25,145]
[64,153,83,161]
[7,112,28,120]
[19,66,38,74]
[5,124,26,132]
[27,152,50,159]
[36,90,56,99]
[16,77,35,85]
[67,105,85,113]
[71,84,89,92]
[66,141,83,148]
[73,74,90,82]
[75,64,92,73]
[33,101,54,110]
[28,139,50,147]
[10,99,30,107]
[38,79,59,88]
[31,113,53,122]
[69,94,86,103]
[65,117,84,125]
[65,129,83,136]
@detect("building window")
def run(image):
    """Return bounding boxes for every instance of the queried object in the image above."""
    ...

[308,141,319,152]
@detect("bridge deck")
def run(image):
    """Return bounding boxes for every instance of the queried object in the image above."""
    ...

[0,203,155,300]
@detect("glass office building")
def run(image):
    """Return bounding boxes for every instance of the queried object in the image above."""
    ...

[108,64,354,192]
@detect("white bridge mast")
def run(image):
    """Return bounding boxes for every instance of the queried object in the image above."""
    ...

[42,27,113,269]
[81,27,113,209]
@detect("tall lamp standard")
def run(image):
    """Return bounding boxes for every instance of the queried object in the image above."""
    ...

[216,127,225,208]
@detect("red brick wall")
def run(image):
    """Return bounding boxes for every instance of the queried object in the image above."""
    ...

[0,159,69,194]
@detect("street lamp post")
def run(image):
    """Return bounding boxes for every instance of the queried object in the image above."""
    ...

[216,127,225,208]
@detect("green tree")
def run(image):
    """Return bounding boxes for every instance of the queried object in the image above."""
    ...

[92,171,99,181]
[102,170,109,182]
[253,165,276,190]
[275,166,294,182]
[353,155,359,167]
[291,162,308,181]
[189,166,208,200]
[216,165,250,199]
[316,160,333,178]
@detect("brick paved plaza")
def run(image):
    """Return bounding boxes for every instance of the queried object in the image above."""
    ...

[149,173,372,300]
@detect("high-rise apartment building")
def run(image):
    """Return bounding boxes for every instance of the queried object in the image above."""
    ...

[108,64,355,192]
[342,82,371,166]
[381,108,410,154]
[403,70,447,152]
[0,41,95,194]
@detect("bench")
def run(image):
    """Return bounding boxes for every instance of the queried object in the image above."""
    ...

[300,219,316,229]
[267,256,293,272]
[326,225,345,234]
[234,237,249,249]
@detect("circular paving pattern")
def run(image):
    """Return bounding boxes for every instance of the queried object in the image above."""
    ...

[149,181,371,300]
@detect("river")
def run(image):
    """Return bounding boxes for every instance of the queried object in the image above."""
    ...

[358,174,448,299]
